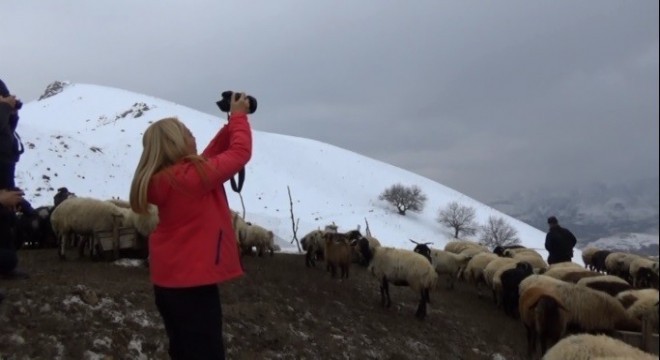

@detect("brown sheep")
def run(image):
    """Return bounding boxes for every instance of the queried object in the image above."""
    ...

[324,231,359,279]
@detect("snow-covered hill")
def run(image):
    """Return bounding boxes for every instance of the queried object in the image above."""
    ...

[15,82,576,263]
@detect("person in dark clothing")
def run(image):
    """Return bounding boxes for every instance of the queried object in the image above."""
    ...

[0,79,24,189]
[0,79,29,280]
[544,216,577,265]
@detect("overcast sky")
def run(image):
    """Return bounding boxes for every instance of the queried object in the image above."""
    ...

[3,1,658,202]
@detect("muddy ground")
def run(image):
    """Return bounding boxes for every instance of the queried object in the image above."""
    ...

[0,249,529,360]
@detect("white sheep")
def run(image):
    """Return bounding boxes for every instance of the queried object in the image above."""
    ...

[300,229,326,267]
[576,275,632,297]
[539,280,641,333]
[50,197,126,259]
[542,334,656,360]
[241,223,275,257]
[616,288,659,333]
[429,249,473,289]
[356,238,438,319]
[463,252,500,297]
[444,240,487,254]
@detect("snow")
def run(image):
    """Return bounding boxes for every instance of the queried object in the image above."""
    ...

[113,258,146,267]
[15,82,582,264]
[589,233,659,252]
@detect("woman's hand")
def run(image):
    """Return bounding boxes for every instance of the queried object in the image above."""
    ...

[230,93,250,115]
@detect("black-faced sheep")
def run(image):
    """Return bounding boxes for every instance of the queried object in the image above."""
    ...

[519,286,568,358]
[324,231,361,279]
[493,244,526,256]
[356,238,438,319]
[580,246,599,271]
[576,275,633,297]
[352,235,382,265]
[630,257,660,288]
[590,250,612,273]
[500,261,535,318]
[300,229,325,267]
[542,333,657,360]
[53,187,75,209]
[15,205,57,248]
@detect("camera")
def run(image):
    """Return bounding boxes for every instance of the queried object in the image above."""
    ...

[216,91,257,114]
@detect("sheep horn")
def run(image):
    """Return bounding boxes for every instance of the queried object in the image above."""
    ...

[409,239,421,245]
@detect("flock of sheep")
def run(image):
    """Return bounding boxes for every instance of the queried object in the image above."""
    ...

[298,226,659,360]
[14,195,660,359]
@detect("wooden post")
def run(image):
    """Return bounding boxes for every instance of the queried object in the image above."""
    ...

[287,185,301,253]
[641,315,652,353]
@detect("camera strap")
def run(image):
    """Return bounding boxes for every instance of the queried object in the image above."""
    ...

[230,167,245,193]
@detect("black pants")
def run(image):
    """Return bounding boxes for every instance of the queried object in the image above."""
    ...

[154,284,225,360]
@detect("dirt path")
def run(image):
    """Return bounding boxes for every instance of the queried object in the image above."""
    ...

[0,250,527,359]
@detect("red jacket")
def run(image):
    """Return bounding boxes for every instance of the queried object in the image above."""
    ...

[147,114,252,288]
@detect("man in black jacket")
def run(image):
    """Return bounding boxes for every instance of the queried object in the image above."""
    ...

[544,216,577,265]
[0,78,28,282]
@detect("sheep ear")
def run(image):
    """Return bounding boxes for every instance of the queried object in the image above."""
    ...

[409,239,420,245]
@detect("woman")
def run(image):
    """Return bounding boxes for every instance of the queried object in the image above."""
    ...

[130,93,252,359]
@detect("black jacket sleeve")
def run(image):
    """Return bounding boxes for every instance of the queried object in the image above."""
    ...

[0,103,15,162]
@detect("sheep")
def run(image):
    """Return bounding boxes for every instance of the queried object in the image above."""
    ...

[519,286,568,358]
[580,246,599,271]
[462,252,499,297]
[635,266,660,290]
[231,211,249,248]
[300,229,325,267]
[412,241,474,290]
[483,257,518,304]
[539,280,641,333]
[499,261,535,318]
[505,250,548,271]
[106,198,131,209]
[53,187,75,209]
[50,197,126,259]
[118,203,159,238]
[15,205,57,248]
[443,240,487,254]
[577,275,632,297]
[558,270,601,284]
[352,235,381,265]
[546,261,583,270]
[542,334,657,360]
[605,252,637,280]
[630,257,659,288]
[493,244,526,256]
[356,238,438,319]
[241,223,275,257]
[616,289,659,333]
[502,247,539,257]
[591,250,612,273]
[519,274,572,297]
[541,266,586,281]
[323,231,357,279]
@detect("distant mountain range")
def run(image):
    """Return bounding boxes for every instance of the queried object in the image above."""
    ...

[489,178,659,256]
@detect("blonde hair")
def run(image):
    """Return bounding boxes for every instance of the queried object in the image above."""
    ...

[130,117,211,213]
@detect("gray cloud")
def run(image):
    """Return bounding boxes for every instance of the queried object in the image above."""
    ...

[3,0,658,201]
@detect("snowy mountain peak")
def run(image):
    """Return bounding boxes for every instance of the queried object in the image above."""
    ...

[38,80,72,101]
[15,83,578,262]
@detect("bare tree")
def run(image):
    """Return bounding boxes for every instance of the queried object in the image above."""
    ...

[378,183,427,215]
[437,201,478,239]
[287,185,301,253]
[479,216,520,248]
